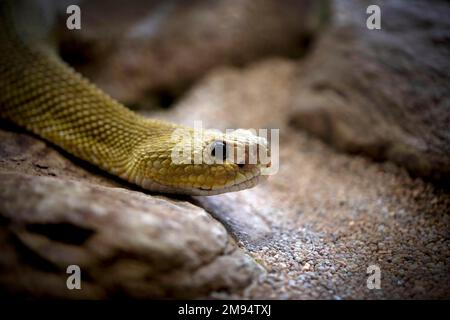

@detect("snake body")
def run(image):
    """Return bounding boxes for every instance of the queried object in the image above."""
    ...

[0,1,267,195]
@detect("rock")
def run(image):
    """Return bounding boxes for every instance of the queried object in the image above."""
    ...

[302,262,312,271]
[288,0,450,183]
[0,171,260,298]
[57,0,329,104]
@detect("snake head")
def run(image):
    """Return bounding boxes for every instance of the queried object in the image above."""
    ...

[139,127,271,195]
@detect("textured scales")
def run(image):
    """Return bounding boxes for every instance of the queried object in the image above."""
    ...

[0,1,268,195]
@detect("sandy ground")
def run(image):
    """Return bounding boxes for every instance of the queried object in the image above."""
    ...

[245,133,448,299]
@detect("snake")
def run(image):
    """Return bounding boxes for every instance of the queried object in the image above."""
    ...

[0,0,269,196]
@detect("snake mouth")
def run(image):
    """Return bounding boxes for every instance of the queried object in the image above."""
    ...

[192,162,271,196]
[194,173,267,196]
[141,169,265,196]
[141,163,269,196]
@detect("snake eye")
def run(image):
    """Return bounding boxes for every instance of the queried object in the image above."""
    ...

[211,141,227,161]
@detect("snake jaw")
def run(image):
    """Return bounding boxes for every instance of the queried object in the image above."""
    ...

[140,162,267,196]
[142,170,266,196]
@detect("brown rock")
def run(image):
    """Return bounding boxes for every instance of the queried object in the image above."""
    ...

[288,0,450,183]
[0,126,118,187]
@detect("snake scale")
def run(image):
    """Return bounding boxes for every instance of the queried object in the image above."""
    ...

[0,1,268,195]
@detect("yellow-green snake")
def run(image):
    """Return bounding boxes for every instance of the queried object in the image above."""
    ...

[0,1,268,195]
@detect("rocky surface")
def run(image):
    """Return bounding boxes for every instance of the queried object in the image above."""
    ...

[1,0,449,299]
